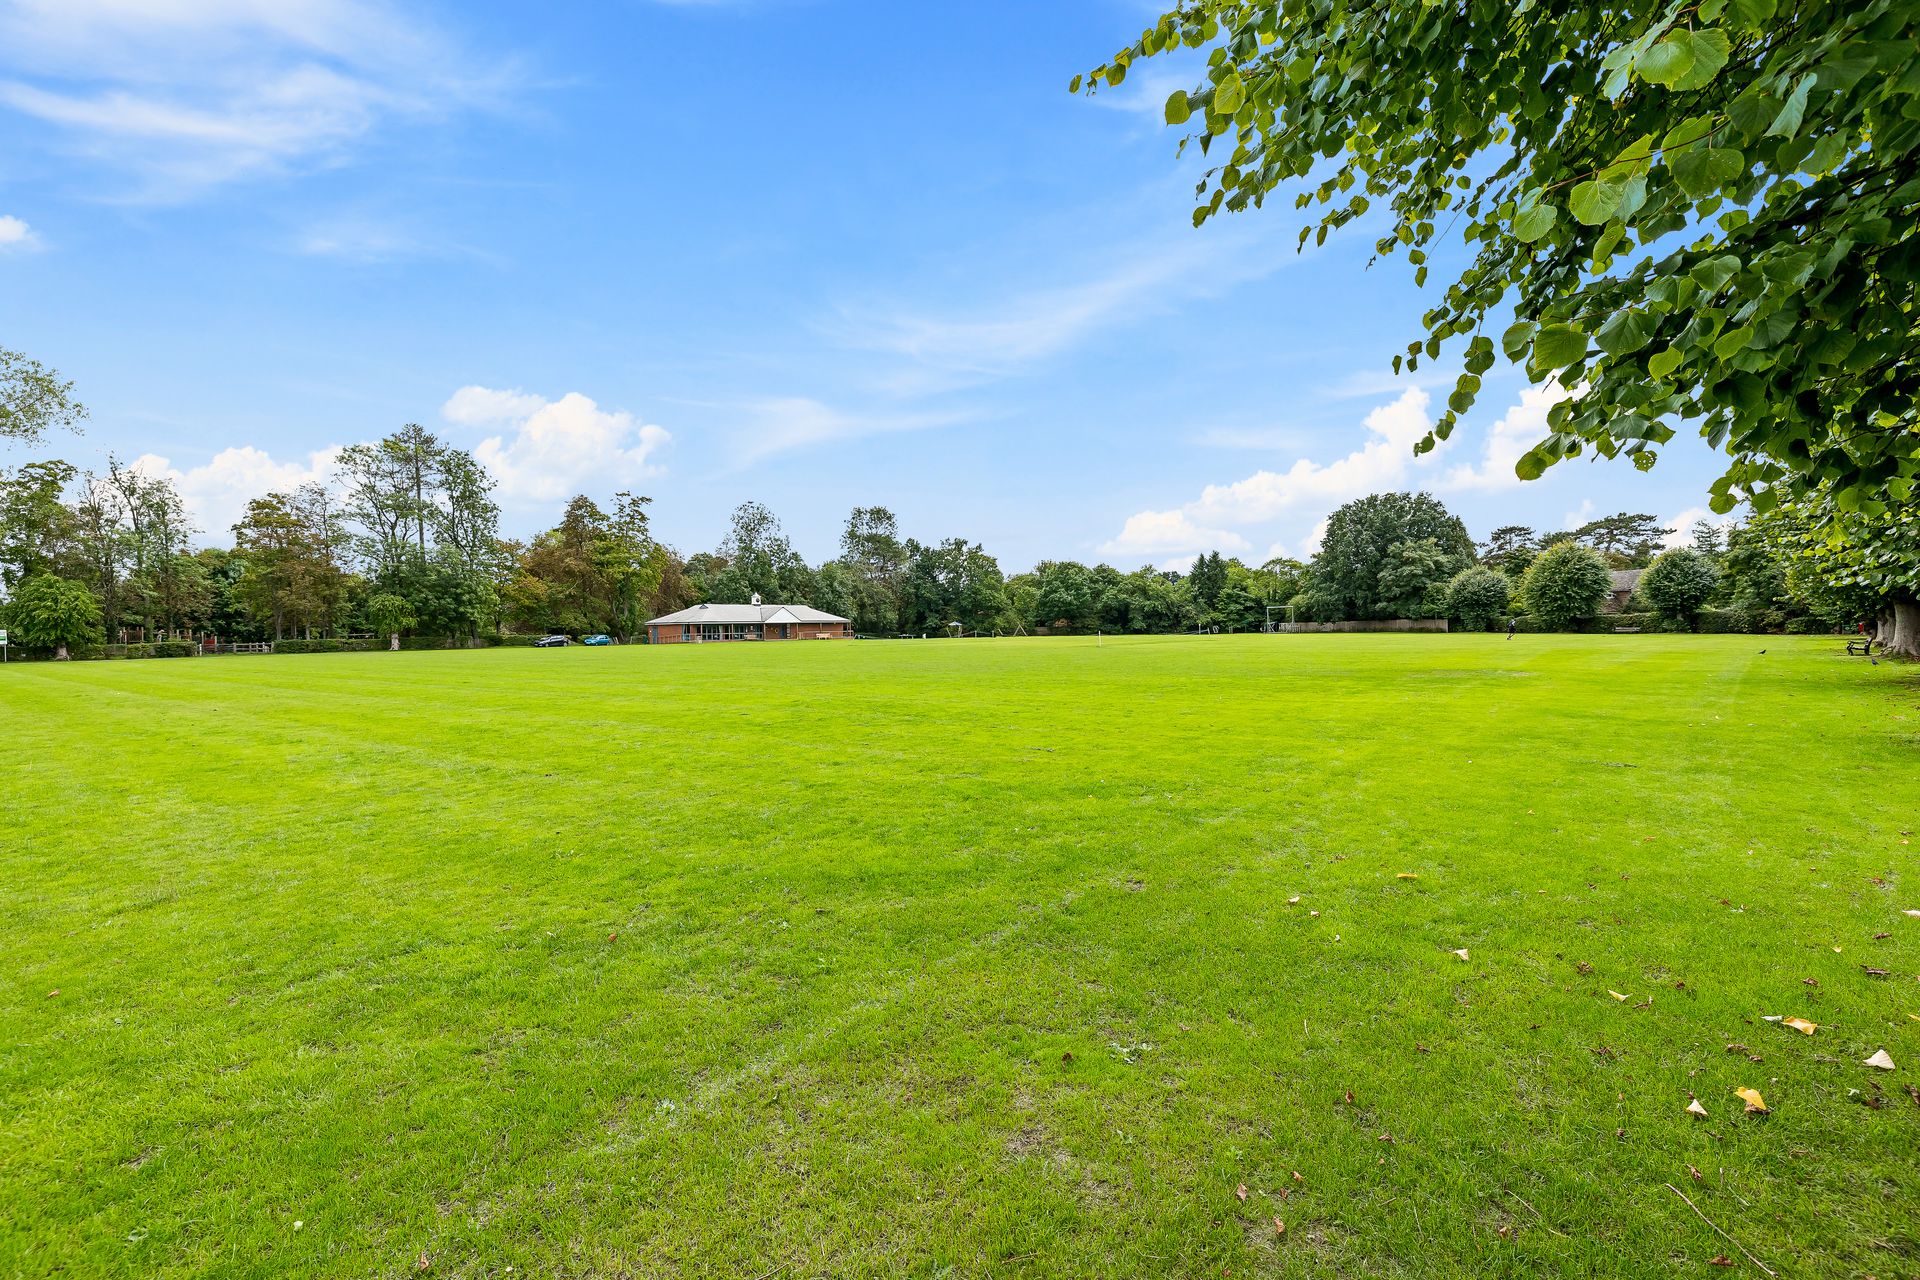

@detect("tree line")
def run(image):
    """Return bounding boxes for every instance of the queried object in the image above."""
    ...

[2,340,1913,657]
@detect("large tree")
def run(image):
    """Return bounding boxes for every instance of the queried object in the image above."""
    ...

[0,348,87,445]
[8,573,100,659]
[1081,2,1920,512]
[1312,491,1475,619]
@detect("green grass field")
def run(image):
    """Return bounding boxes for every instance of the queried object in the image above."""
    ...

[3,635,1916,1278]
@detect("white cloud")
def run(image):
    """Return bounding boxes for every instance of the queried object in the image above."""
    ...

[1101,509,1251,558]
[0,0,513,197]
[1562,498,1596,531]
[1101,388,1444,561]
[0,213,37,249]
[1442,382,1569,492]
[1661,507,1723,550]
[446,386,671,505]
[131,444,340,537]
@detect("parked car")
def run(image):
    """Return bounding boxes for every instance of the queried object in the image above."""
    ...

[533,635,571,648]
[583,634,613,646]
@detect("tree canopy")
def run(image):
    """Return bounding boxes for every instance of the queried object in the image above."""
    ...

[1080,1,1920,513]
[0,348,87,445]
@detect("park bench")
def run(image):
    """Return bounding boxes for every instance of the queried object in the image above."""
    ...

[1613,626,1642,633]
[1846,637,1874,656]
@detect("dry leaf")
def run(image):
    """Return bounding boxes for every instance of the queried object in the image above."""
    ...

[1273,1217,1286,1237]
[1497,1224,1511,1239]
[1576,961,1593,975]
[1783,1016,1818,1035]
[45,989,59,999]
[1735,1086,1769,1114]
[1291,1170,1303,1182]
[1688,1164,1703,1182]
[1608,990,1628,1002]
[1453,948,1470,961]
[1310,910,1321,918]
[1396,873,1419,880]
[1685,1099,1709,1119]
[1708,1255,1734,1267]
[1905,909,1920,919]
[1863,1049,1896,1071]
[1235,1183,1248,1201]
[1863,966,1890,977]
[1832,945,1843,953]
[1286,895,1301,906]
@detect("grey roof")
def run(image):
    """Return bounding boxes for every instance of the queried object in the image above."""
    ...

[1609,569,1643,591]
[647,602,851,626]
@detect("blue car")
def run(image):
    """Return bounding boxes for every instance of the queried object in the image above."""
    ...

[582,634,614,646]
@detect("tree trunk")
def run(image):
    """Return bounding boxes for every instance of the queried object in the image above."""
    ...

[55,644,70,661]
[1884,595,1920,660]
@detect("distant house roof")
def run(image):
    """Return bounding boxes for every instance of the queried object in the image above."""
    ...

[1609,569,1643,592]
[647,602,851,626]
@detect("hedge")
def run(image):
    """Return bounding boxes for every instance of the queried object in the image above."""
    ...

[274,638,377,655]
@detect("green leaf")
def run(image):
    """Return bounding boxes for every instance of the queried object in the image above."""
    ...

[1595,310,1654,357]
[1688,254,1741,292]
[1515,447,1550,481]
[1501,319,1538,362]
[1164,90,1191,126]
[1213,74,1244,115]
[1768,74,1813,138]
[1648,346,1684,379]
[1568,179,1622,226]
[1637,35,1694,88]
[1670,146,1745,196]
[1531,324,1589,370]
[1512,204,1558,242]
[1670,29,1731,91]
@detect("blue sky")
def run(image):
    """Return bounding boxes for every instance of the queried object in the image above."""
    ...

[0,0,1728,571]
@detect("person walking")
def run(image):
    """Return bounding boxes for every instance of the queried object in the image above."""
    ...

[1505,617,1515,640]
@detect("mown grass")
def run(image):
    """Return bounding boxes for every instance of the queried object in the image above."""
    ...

[2,634,1916,1278]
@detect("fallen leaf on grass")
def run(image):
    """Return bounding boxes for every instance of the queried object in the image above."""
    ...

[1832,946,1843,953]
[1874,932,1891,940]
[1905,909,1920,919]
[1497,1224,1511,1239]
[1236,1183,1248,1201]
[1576,961,1593,975]
[1708,1255,1734,1267]
[1783,1017,1818,1035]
[1688,1164,1704,1182]
[1273,1217,1286,1237]
[1863,1049,1896,1071]
[1608,990,1628,1002]
[1453,949,1470,961]
[1725,1043,1748,1054]
[1396,873,1419,881]
[45,990,59,999]
[1735,1086,1769,1114]
[1685,1099,1709,1119]
[1863,967,1890,978]
[1291,1170,1303,1182]
[1286,895,1301,906]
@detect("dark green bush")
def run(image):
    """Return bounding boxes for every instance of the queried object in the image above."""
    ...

[150,640,198,658]
[1785,617,1835,635]
[274,638,376,655]
[1696,609,1759,633]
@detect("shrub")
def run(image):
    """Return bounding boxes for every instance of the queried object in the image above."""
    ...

[150,640,197,658]
[1517,543,1611,629]
[1640,548,1722,629]
[274,638,376,655]
[1785,617,1834,635]
[1696,609,1760,634]
[1445,565,1511,631]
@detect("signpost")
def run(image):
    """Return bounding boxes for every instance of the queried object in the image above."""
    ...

[0,628,8,663]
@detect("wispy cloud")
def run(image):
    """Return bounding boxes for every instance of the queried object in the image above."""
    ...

[720,396,975,466]
[0,0,519,199]
[825,224,1280,395]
